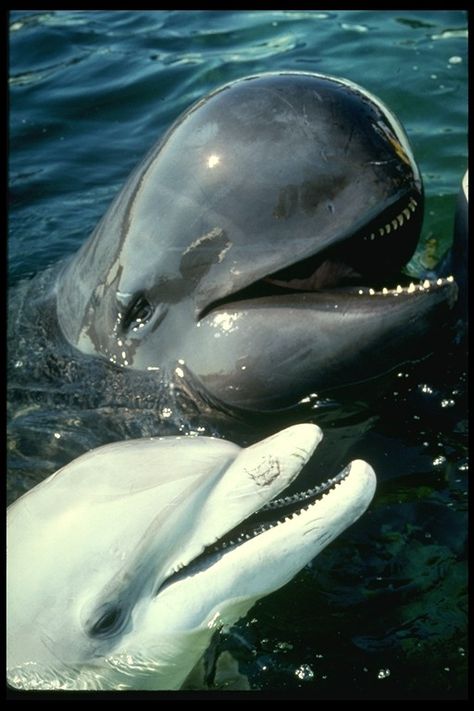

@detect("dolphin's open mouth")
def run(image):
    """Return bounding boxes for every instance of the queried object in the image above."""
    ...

[157,463,351,593]
[200,190,456,318]
[213,465,351,547]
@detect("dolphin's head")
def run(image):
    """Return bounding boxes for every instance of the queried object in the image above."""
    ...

[7,424,376,690]
[57,72,457,411]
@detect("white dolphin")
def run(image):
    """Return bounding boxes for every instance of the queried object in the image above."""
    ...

[7,424,376,690]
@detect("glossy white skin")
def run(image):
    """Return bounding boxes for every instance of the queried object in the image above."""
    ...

[7,424,376,690]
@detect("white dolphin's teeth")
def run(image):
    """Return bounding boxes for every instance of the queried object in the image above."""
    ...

[352,276,454,300]
[361,198,417,244]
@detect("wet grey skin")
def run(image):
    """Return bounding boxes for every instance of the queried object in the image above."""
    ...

[56,72,458,412]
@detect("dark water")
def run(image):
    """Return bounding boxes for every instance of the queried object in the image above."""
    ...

[8,10,467,698]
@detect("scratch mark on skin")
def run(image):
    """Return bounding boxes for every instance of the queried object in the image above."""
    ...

[344,124,355,155]
[182,227,228,256]
[304,525,332,543]
[291,447,310,463]
[245,456,280,487]
[266,88,313,139]
[272,91,300,117]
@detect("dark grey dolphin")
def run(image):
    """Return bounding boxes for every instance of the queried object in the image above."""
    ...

[56,72,458,411]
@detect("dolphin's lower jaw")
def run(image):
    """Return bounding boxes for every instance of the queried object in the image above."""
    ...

[182,189,457,411]
[181,274,457,411]
[7,424,376,691]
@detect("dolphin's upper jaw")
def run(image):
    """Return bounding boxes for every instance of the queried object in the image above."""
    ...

[198,188,456,320]
[264,192,423,292]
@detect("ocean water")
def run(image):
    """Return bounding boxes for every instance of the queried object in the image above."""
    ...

[8,10,467,698]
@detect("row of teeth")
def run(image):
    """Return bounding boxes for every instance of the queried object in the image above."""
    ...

[363,197,418,241]
[262,469,348,511]
[356,275,454,296]
[212,469,350,550]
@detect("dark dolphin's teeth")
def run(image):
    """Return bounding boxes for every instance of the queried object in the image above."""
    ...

[261,468,349,513]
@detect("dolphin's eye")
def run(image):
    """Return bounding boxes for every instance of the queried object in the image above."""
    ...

[87,603,125,639]
[122,294,153,331]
